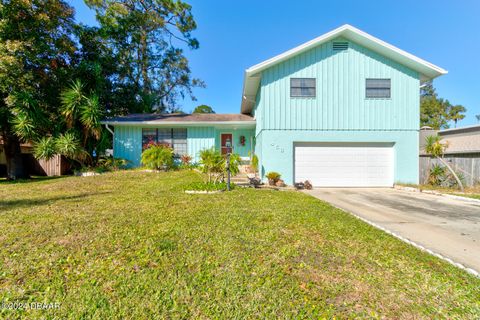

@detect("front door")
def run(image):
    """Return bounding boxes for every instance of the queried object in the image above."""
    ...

[220,133,233,155]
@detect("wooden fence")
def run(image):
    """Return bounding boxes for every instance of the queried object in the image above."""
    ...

[27,154,70,176]
[420,154,480,186]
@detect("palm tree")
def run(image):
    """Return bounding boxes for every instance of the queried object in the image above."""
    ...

[424,135,464,192]
[60,80,85,128]
[60,80,104,148]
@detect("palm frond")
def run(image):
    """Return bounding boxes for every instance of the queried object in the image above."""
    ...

[34,137,58,160]
[80,94,103,140]
[61,80,85,127]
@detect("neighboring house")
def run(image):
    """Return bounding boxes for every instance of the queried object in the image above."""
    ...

[420,125,480,185]
[102,24,447,187]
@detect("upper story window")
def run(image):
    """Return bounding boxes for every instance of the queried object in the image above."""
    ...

[366,78,391,99]
[142,128,187,156]
[290,78,316,98]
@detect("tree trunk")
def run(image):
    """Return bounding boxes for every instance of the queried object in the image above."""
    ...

[3,133,29,180]
[436,156,464,192]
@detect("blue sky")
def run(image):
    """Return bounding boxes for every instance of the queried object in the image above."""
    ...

[71,0,480,126]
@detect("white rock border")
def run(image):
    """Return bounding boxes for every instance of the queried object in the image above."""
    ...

[394,185,480,205]
[184,190,224,194]
[75,172,101,177]
[319,200,480,278]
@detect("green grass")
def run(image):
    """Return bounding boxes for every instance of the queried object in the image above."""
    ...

[399,183,480,201]
[1,171,479,319]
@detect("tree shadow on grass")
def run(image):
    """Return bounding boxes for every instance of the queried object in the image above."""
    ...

[0,176,66,185]
[0,191,111,211]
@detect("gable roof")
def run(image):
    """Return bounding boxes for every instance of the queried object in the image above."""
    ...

[101,113,255,126]
[241,24,447,114]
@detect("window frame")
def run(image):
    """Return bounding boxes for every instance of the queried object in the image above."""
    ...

[365,78,391,99]
[290,78,316,98]
[141,128,188,157]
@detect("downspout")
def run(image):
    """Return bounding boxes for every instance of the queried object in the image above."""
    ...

[105,124,114,157]
[105,124,114,135]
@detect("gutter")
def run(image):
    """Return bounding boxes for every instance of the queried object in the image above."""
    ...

[100,121,256,126]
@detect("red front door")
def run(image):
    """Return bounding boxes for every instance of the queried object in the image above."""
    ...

[221,133,233,155]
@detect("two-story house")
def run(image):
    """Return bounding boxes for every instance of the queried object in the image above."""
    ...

[102,25,447,187]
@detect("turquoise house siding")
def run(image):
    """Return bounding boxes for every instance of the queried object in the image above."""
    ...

[253,37,421,185]
[255,37,420,133]
[113,126,255,166]
[257,130,418,185]
[113,126,142,166]
[187,127,216,162]
[214,128,254,158]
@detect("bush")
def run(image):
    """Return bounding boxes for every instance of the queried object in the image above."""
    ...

[251,154,259,173]
[141,144,174,170]
[428,165,445,186]
[199,148,241,183]
[97,156,130,171]
[266,171,281,185]
[181,154,192,165]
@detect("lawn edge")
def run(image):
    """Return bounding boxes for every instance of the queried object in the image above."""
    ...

[305,192,480,278]
[394,185,480,205]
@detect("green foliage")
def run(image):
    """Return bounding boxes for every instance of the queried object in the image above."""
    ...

[420,81,466,129]
[184,181,234,192]
[423,135,447,157]
[428,165,446,186]
[34,132,88,163]
[193,105,215,114]
[266,171,281,183]
[199,148,225,183]
[198,148,241,183]
[141,144,174,170]
[34,137,58,161]
[97,156,130,171]
[251,154,259,173]
[85,0,204,112]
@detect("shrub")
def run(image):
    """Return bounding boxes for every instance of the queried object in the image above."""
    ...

[266,171,281,185]
[181,154,192,165]
[251,154,259,173]
[199,148,241,183]
[428,164,445,186]
[97,156,130,171]
[141,144,174,170]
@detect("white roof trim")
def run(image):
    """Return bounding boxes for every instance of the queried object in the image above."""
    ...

[241,24,448,114]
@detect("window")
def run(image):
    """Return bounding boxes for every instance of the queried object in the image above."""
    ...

[290,78,316,98]
[142,128,187,156]
[366,79,391,98]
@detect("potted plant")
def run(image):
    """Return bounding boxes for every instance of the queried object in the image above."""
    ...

[266,171,281,186]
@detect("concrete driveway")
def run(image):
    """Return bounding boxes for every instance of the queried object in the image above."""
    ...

[306,188,480,273]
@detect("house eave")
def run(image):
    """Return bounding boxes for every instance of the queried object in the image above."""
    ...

[101,120,256,127]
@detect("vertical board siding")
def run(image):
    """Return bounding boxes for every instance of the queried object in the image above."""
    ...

[113,126,255,166]
[113,126,142,166]
[256,38,420,132]
[187,127,216,162]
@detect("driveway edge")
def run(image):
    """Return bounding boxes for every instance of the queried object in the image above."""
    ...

[394,185,480,205]
[312,195,480,278]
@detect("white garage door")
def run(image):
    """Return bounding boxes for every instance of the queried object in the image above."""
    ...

[294,143,394,187]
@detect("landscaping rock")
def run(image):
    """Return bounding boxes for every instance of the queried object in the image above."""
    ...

[276,179,286,187]
[304,180,313,190]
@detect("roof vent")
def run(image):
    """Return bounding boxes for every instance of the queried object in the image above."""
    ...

[333,41,349,51]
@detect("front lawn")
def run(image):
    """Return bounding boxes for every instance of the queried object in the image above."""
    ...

[0,171,479,318]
